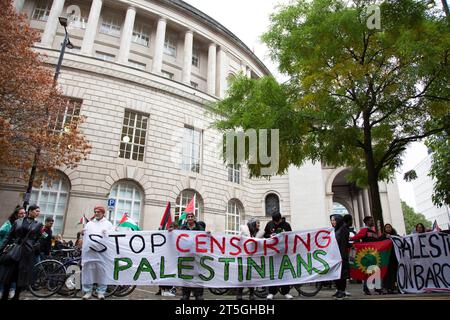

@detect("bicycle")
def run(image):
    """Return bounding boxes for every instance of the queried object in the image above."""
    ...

[251,281,323,298]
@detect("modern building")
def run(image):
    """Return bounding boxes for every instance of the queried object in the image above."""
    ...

[412,154,450,229]
[0,0,406,237]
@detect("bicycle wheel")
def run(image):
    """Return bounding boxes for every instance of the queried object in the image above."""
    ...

[92,285,118,298]
[114,285,137,297]
[29,260,66,298]
[254,287,268,298]
[295,282,322,297]
[208,288,229,295]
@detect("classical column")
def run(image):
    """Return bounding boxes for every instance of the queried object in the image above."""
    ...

[151,17,167,74]
[81,0,103,56]
[217,47,228,98]
[40,0,66,48]
[357,191,365,224]
[118,6,136,64]
[207,43,217,95]
[182,30,193,84]
[363,188,371,217]
[13,0,25,12]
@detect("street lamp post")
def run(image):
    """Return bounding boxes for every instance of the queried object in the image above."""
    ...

[22,16,73,210]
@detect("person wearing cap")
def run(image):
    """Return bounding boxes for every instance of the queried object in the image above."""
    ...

[81,205,114,300]
[179,212,205,300]
[263,212,293,300]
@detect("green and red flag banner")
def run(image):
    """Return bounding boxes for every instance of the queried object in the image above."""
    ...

[76,214,90,226]
[159,202,172,230]
[118,213,141,231]
[350,240,392,280]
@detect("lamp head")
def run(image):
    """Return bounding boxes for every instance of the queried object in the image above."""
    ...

[58,16,68,27]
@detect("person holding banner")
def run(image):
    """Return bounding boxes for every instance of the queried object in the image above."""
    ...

[263,212,294,300]
[330,214,350,299]
[81,205,115,300]
[236,217,265,300]
[180,212,205,300]
[380,224,399,294]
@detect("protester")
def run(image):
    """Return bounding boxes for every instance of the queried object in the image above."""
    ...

[179,212,205,300]
[0,206,26,299]
[81,205,115,300]
[157,221,179,297]
[343,214,356,239]
[39,217,54,258]
[236,217,264,300]
[53,234,68,250]
[0,205,43,300]
[415,223,426,234]
[330,214,350,299]
[264,212,293,300]
[381,223,399,294]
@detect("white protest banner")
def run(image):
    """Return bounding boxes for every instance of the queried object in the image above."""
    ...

[81,228,342,287]
[392,232,450,293]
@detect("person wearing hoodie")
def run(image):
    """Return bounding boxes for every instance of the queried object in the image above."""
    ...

[330,214,350,299]
[236,218,265,300]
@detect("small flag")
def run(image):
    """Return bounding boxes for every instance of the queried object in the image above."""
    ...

[432,220,441,232]
[180,194,196,225]
[118,213,141,231]
[159,202,173,230]
[77,214,89,226]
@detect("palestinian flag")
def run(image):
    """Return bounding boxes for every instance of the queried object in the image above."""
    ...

[350,240,392,280]
[76,214,89,226]
[159,202,173,230]
[118,213,141,231]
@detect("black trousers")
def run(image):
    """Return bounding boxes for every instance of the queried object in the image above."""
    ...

[334,279,346,292]
[237,287,255,295]
[268,285,290,295]
[1,264,21,300]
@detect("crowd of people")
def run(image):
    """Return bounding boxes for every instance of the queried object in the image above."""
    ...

[0,203,447,300]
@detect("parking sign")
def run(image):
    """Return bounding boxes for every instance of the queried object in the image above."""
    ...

[108,198,116,210]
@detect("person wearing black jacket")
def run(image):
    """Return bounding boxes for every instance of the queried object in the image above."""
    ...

[330,214,350,299]
[0,205,43,300]
[39,217,54,257]
[263,212,293,300]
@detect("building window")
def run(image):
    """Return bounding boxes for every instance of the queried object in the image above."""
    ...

[99,15,121,37]
[227,164,240,184]
[192,48,199,67]
[190,81,198,89]
[53,98,82,133]
[32,0,51,21]
[109,181,142,227]
[162,70,174,80]
[71,12,88,29]
[128,60,146,70]
[95,51,115,62]
[132,23,150,47]
[182,126,201,173]
[175,190,201,220]
[265,193,280,217]
[119,110,148,161]
[30,176,70,235]
[226,200,242,235]
[164,33,177,57]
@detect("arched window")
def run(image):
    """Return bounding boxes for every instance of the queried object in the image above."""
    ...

[30,175,70,235]
[109,181,142,227]
[265,193,280,217]
[226,200,243,235]
[175,189,202,221]
[333,202,349,215]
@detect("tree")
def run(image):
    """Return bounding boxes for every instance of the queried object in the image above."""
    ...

[0,1,91,187]
[213,0,450,230]
[401,201,432,233]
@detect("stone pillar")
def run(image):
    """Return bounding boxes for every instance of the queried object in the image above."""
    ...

[182,30,194,84]
[363,188,371,217]
[151,17,167,74]
[40,0,66,48]
[352,195,361,229]
[357,191,365,225]
[207,43,217,95]
[117,6,136,64]
[217,47,228,98]
[81,0,103,56]
[13,0,25,12]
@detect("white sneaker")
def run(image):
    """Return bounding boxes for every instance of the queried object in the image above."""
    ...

[8,290,15,299]
[345,291,352,296]
[266,293,274,300]
[82,292,92,300]
[97,293,105,300]
[285,294,294,299]
[162,291,175,297]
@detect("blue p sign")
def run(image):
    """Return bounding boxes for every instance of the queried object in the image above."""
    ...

[108,198,116,208]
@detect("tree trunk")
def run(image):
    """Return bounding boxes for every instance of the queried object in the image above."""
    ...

[363,111,384,232]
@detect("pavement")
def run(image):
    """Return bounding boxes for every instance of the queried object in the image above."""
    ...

[19,283,450,300]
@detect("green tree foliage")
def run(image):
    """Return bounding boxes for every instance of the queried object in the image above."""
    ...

[402,201,432,233]
[213,0,450,228]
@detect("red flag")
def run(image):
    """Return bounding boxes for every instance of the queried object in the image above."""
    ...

[159,202,173,230]
[349,240,393,280]
[184,194,196,213]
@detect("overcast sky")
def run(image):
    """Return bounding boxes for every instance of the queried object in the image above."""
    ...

[184,0,430,210]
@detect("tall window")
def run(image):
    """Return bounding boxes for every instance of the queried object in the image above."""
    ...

[265,193,280,217]
[175,190,201,220]
[132,23,150,46]
[53,98,82,133]
[164,33,177,57]
[100,15,121,37]
[30,177,70,235]
[226,200,242,235]
[119,110,148,161]
[109,181,142,227]
[227,164,240,184]
[71,12,89,29]
[192,48,199,67]
[32,0,51,21]
[182,126,201,173]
